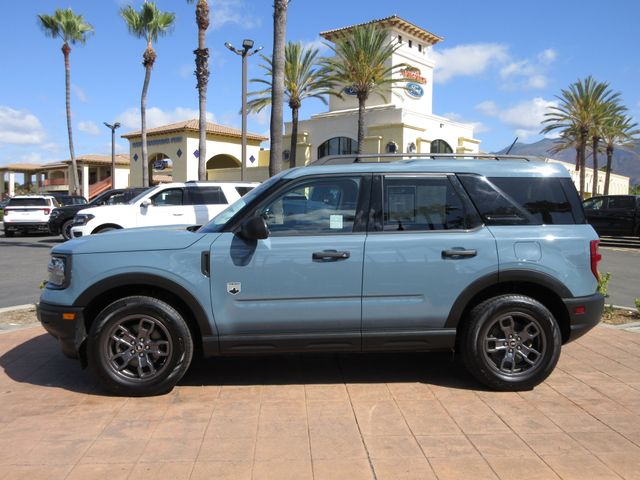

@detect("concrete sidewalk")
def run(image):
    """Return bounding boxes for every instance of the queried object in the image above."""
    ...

[0,325,639,479]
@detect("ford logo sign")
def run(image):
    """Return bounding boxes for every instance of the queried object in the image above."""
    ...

[406,82,424,99]
[343,86,358,96]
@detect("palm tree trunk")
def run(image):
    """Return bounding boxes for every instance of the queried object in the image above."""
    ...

[289,107,298,167]
[141,46,155,187]
[356,96,366,155]
[195,0,209,181]
[591,137,599,196]
[62,43,80,195]
[604,145,613,196]
[269,0,288,177]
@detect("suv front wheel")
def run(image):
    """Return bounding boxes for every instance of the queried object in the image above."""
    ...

[460,295,561,391]
[87,295,193,396]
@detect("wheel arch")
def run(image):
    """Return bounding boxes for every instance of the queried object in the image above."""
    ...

[91,223,123,234]
[446,270,572,344]
[74,273,215,359]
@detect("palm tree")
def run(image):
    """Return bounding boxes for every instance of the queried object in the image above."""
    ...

[601,114,640,196]
[38,9,93,195]
[120,2,175,187]
[542,76,620,198]
[247,42,332,168]
[187,0,209,180]
[323,25,405,155]
[269,0,289,177]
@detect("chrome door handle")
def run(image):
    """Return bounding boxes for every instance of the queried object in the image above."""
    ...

[312,250,350,261]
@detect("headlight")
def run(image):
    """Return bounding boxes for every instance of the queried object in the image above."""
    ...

[73,214,94,226]
[47,255,69,288]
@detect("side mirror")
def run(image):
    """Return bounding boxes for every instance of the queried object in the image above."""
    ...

[140,199,151,209]
[238,216,269,241]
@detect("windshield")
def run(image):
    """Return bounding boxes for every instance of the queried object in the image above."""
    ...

[199,174,285,233]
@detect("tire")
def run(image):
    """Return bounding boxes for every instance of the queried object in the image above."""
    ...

[87,295,193,396]
[459,295,561,391]
[61,219,74,241]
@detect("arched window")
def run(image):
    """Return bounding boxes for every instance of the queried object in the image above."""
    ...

[317,137,358,160]
[430,139,453,154]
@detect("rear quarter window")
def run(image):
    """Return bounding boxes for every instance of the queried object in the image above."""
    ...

[459,175,583,225]
[235,186,254,197]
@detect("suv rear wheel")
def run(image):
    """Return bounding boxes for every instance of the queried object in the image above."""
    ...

[87,296,193,396]
[460,295,561,391]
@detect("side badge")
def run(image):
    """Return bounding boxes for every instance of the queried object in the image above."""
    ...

[227,282,241,295]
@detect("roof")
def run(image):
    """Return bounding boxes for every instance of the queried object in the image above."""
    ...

[121,119,268,142]
[0,163,44,172]
[0,155,130,173]
[320,15,443,45]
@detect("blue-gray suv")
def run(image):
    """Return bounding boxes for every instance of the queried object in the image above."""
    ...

[37,154,604,396]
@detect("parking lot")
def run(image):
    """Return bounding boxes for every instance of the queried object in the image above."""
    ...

[1,323,639,479]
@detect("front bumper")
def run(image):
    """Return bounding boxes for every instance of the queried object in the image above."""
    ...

[37,301,86,359]
[562,293,605,343]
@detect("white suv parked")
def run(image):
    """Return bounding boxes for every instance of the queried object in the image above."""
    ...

[3,195,59,237]
[70,182,257,238]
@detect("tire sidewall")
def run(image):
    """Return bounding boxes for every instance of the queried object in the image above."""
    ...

[62,219,74,241]
[88,296,193,396]
[464,295,561,390]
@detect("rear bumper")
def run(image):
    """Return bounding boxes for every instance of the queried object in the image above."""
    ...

[562,293,605,343]
[37,301,86,358]
[4,221,49,232]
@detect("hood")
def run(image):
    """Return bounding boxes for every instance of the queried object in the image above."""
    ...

[76,204,130,216]
[53,225,219,255]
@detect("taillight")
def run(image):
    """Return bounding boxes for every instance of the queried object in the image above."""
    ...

[590,240,602,281]
[43,208,50,214]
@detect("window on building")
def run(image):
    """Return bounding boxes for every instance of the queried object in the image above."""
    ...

[317,137,358,160]
[430,139,453,154]
[398,35,402,44]
[418,44,422,52]
[385,141,398,153]
[408,40,413,48]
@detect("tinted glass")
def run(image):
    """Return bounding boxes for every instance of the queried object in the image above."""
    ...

[188,186,227,205]
[257,177,361,234]
[607,196,634,209]
[151,188,183,206]
[459,175,577,225]
[235,186,254,197]
[583,197,605,211]
[383,176,467,231]
[8,198,48,207]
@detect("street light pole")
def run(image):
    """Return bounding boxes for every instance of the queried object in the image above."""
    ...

[103,122,121,189]
[224,39,262,182]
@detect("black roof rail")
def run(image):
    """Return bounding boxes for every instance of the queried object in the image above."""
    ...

[308,153,545,166]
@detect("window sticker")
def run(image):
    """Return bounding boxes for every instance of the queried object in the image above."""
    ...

[329,215,343,229]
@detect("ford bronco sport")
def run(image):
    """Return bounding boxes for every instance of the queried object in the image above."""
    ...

[38,154,604,396]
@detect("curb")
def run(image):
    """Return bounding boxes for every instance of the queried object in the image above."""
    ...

[0,304,36,314]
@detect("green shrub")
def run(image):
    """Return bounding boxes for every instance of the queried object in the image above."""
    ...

[598,272,612,298]
[635,298,640,315]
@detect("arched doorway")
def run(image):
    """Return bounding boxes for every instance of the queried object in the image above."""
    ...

[207,154,241,170]
[317,137,358,160]
[149,153,173,185]
[430,139,453,154]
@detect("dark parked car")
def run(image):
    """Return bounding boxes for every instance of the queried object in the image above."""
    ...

[49,188,148,240]
[52,194,88,206]
[582,195,640,237]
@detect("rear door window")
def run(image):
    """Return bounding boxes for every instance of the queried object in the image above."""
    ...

[607,196,634,209]
[187,186,227,205]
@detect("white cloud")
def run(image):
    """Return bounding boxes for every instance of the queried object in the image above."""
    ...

[0,106,47,145]
[538,48,557,64]
[432,43,509,83]
[210,0,261,30]
[249,108,270,126]
[116,107,215,130]
[72,84,88,103]
[19,152,45,163]
[78,120,100,136]
[475,100,499,117]
[527,75,547,89]
[475,97,557,139]
[442,112,489,135]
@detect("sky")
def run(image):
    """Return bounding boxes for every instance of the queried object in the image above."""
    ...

[1,0,639,169]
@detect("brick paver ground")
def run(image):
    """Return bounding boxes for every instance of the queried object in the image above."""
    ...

[0,324,639,480]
